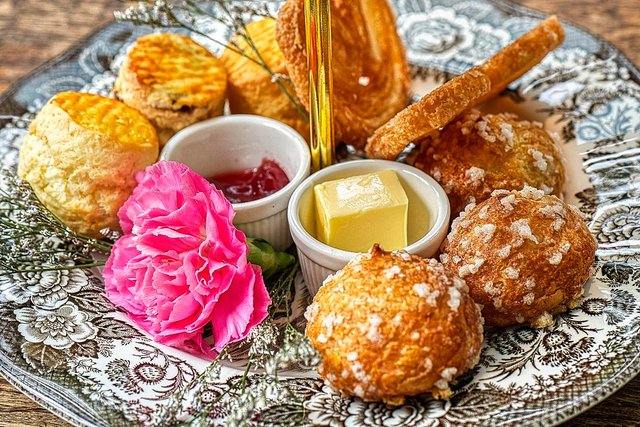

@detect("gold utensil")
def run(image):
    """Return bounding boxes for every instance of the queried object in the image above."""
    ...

[304,0,335,171]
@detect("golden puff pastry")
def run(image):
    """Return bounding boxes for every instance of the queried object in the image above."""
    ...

[306,245,484,405]
[414,110,565,217]
[18,92,159,237]
[276,0,410,148]
[221,18,309,140]
[440,186,597,328]
[114,33,227,144]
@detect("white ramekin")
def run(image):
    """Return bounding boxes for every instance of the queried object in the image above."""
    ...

[161,115,310,250]
[287,159,450,295]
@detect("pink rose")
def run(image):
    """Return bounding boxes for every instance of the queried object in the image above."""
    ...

[103,161,271,357]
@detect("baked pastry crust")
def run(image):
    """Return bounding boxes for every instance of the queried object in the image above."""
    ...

[276,0,410,148]
[476,16,564,104]
[414,110,565,217]
[440,187,597,328]
[365,16,564,160]
[113,33,227,144]
[18,92,159,237]
[221,18,309,140]
[365,69,490,160]
[306,245,484,405]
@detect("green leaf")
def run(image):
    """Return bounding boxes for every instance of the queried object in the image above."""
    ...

[246,238,295,280]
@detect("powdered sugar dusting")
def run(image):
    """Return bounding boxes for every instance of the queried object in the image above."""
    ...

[384,265,402,279]
[474,223,496,243]
[529,149,548,171]
[465,166,485,187]
[549,241,571,265]
[500,194,518,212]
[505,266,520,279]
[447,286,462,310]
[519,185,545,200]
[498,245,512,259]
[459,258,485,277]
[523,292,535,305]
[510,218,539,244]
[367,314,383,343]
[475,120,497,143]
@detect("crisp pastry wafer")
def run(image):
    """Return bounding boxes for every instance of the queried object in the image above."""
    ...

[276,0,410,148]
[365,17,564,160]
[114,33,227,145]
[365,69,490,160]
[476,16,564,104]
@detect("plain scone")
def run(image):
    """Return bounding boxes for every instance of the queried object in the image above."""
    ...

[18,92,159,237]
[113,33,227,144]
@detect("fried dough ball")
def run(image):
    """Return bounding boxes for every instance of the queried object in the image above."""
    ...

[18,92,159,237]
[277,0,410,148]
[414,110,565,217]
[305,245,484,405]
[440,186,597,328]
[221,18,309,140]
[114,33,227,144]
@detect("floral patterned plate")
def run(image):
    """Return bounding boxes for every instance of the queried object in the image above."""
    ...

[1,0,640,426]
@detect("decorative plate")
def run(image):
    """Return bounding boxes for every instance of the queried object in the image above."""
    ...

[1,0,639,426]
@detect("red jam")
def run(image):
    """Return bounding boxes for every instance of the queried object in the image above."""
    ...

[209,159,290,204]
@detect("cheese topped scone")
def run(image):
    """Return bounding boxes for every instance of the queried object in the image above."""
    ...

[18,92,159,237]
[114,33,227,144]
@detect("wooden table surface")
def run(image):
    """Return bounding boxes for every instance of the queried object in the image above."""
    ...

[0,0,639,426]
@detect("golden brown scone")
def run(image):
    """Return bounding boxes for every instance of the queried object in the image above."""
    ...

[306,245,484,405]
[440,186,597,328]
[365,69,490,160]
[113,33,227,144]
[221,18,309,140]
[476,16,564,104]
[18,92,159,237]
[365,17,564,160]
[276,0,410,148]
[414,110,565,217]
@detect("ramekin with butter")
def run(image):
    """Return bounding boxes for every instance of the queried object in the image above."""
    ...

[287,159,450,295]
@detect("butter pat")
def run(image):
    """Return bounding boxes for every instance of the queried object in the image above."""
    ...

[314,169,408,252]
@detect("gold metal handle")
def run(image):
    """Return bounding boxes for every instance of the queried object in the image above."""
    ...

[304,0,335,172]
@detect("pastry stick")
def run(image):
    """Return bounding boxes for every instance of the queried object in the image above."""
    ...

[476,16,564,104]
[365,68,490,160]
[365,16,564,160]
